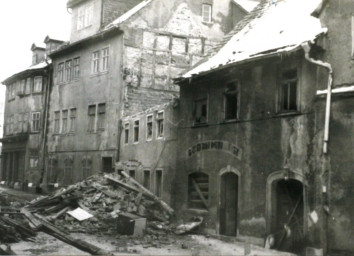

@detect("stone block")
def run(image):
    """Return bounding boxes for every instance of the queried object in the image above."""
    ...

[172,37,187,54]
[156,35,170,50]
[188,38,203,55]
[143,31,155,49]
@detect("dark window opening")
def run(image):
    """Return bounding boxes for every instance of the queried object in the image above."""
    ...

[188,172,209,210]
[224,83,239,120]
[143,170,150,189]
[156,112,164,138]
[129,170,136,179]
[147,115,153,140]
[88,105,96,132]
[124,123,129,144]
[194,98,207,124]
[134,120,139,142]
[280,69,297,112]
[155,170,163,197]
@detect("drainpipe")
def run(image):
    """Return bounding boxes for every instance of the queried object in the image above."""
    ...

[301,42,333,154]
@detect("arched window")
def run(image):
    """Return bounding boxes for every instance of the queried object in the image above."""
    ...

[188,172,209,210]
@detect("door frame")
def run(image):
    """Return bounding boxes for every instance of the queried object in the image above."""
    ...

[266,169,308,235]
[217,165,241,236]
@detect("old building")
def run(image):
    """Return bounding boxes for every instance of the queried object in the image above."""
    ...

[117,100,179,204]
[0,44,51,191]
[45,0,254,188]
[172,0,350,254]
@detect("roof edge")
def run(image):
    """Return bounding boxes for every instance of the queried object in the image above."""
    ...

[311,0,329,18]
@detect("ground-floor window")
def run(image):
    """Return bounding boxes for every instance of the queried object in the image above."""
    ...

[188,172,209,210]
[155,169,163,197]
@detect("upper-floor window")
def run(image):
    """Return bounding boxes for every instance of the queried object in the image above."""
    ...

[25,77,32,95]
[88,104,96,132]
[155,169,163,198]
[124,123,129,144]
[92,51,100,73]
[18,79,25,95]
[194,97,208,125]
[91,47,110,74]
[32,54,38,65]
[69,108,77,133]
[224,81,239,121]
[31,112,41,132]
[97,103,106,130]
[33,76,42,93]
[146,115,153,140]
[101,48,109,71]
[156,111,164,138]
[65,60,72,82]
[134,120,139,143]
[58,63,64,83]
[279,69,298,112]
[77,3,93,30]
[202,4,212,23]
[62,110,68,133]
[54,111,60,134]
[73,57,80,79]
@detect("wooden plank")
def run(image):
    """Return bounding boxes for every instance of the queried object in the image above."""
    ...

[191,178,208,209]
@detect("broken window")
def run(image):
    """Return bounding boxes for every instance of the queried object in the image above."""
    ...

[88,105,96,132]
[124,123,129,144]
[101,48,109,71]
[31,112,41,132]
[134,120,139,143]
[58,63,64,83]
[156,111,164,138]
[194,98,208,125]
[97,103,106,130]
[202,4,212,23]
[129,170,136,179]
[224,82,239,120]
[155,170,163,197]
[146,115,153,140]
[279,69,297,112]
[143,170,151,190]
[69,108,77,133]
[92,51,100,74]
[54,111,60,134]
[73,57,80,79]
[65,60,72,82]
[188,172,209,210]
[62,110,68,133]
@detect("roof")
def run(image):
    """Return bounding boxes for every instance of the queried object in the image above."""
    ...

[104,0,153,30]
[44,35,65,44]
[31,43,45,51]
[180,0,325,80]
[311,0,329,18]
[232,0,260,13]
[2,61,50,85]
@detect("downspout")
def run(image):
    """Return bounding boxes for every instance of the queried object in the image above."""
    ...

[301,42,333,154]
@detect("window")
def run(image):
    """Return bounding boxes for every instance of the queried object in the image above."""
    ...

[73,57,80,79]
[29,156,39,169]
[69,108,77,133]
[224,82,239,120]
[82,157,92,179]
[19,80,25,95]
[48,157,58,183]
[77,3,93,30]
[279,69,298,112]
[352,16,354,57]
[88,105,96,132]
[31,112,41,132]
[156,111,164,138]
[143,170,151,189]
[155,170,163,197]
[23,113,28,132]
[146,115,153,140]
[101,48,109,71]
[202,4,212,23]
[188,172,209,210]
[58,63,64,83]
[134,120,139,142]
[18,114,23,133]
[65,60,72,82]
[92,51,100,73]
[194,98,208,124]
[32,54,38,65]
[124,123,129,144]
[62,110,68,133]
[33,76,42,93]
[129,170,136,179]
[97,103,106,130]
[13,114,18,134]
[9,115,13,134]
[54,111,60,133]
[25,77,32,94]
[63,157,73,185]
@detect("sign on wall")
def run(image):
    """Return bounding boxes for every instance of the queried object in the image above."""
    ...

[187,140,242,159]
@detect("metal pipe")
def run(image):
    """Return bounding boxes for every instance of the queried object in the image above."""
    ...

[301,42,333,154]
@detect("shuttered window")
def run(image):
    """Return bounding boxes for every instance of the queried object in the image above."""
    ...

[188,172,209,210]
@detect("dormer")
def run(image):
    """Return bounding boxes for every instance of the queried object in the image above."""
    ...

[44,36,66,55]
[67,0,142,43]
[31,44,45,65]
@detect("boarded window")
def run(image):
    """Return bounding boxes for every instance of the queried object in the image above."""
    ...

[69,108,77,132]
[62,110,68,133]
[202,4,212,23]
[97,103,106,130]
[194,98,207,124]
[156,112,164,138]
[88,105,96,132]
[280,69,297,112]
[147,115,153,140]
[224,82,239,120]
[54,111,60,133]
[188,172,209,210]
[143,170,151,189]
[155,170,163,197]
[134,120,139,142]
[124,123,129,144]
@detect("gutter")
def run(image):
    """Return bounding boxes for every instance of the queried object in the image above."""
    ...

[301,42,333,154]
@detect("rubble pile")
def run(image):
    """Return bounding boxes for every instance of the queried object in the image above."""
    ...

[24,173,173,235]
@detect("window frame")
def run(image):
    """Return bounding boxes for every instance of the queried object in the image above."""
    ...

[54,111,61,134]
[146,114,153,141]
[101,47,109,72]
[155,169,163,198]
[143,170,151,190]
[77,3,93,30]
[223,80,240,121]
[202,4,212,23]
[33,76,43,93]
[156,111,164,139]
[25,77,32,95]
[69,108,77,133]
[88,104,96,132]
[31,112,41,133]
[73,57,80,79]
[97,103,106,130]
[124,122,130,144]
[65,60,72,82]
[193,96,208,125]
[58,62,64,83]
[61,109,68,134]
[133,119,140,143]
[278,68,299,113]
[91,51,100,74]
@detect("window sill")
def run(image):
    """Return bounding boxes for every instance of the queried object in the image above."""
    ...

[220,119,240,124]
[192,123,208,128]
[202,21,213,25]
[185,208,209,214]
[90,71,108,77]
[275,111,301,117]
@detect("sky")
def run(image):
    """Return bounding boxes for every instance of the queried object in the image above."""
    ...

[0,0,71,136]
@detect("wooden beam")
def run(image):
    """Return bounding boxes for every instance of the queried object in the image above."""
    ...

[191,178,208,209]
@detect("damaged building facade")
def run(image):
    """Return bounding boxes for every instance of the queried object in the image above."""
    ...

[173,0,354,254]
[45,0,251,188]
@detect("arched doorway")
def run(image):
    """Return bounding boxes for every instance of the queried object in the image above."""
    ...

[269,177,306,253]
[219,170,239,236]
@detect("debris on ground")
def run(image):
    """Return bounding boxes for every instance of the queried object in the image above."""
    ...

[175,217,203,235]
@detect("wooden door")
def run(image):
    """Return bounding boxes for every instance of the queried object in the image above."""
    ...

[220,172,238,236]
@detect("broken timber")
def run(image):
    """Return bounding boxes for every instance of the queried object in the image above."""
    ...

[105,173,174,216]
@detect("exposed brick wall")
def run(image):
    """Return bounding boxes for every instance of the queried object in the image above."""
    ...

[102,0,142,26]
